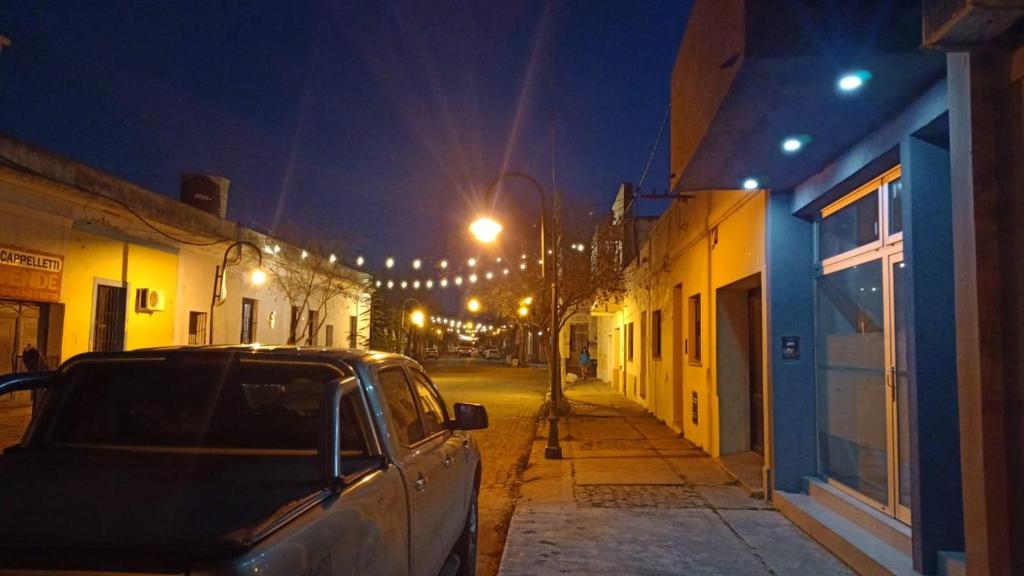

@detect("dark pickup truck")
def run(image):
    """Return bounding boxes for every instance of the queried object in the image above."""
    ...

[0,346,488,576]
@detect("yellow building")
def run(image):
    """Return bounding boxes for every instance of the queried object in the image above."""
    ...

[0,135,370,414]
[591,184,767,484]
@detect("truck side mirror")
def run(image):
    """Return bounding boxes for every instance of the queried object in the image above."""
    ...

[452,403,488,431]
[0,371,58,395]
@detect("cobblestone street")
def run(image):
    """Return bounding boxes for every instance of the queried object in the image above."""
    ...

[424,358,549,576]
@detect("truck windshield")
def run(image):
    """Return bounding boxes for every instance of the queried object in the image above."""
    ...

[44,355,345,451]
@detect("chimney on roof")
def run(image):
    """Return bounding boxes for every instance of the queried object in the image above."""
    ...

[180,174,230,219]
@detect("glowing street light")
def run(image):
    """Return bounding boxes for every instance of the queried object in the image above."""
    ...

[385,257,395,269]
[467,297,481,313]
[412,259,422,270]
[469,217,503,243]
[250,268,267,286]
[409,309,426,328]
[467,257,477,267]
[517,305,529,317]
[523,296,534,305]
[356,255,364,266]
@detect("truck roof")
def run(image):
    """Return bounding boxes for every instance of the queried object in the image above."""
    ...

[84,345,416,367]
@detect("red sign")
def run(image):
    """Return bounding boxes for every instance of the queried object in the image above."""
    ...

[0,246,64,303]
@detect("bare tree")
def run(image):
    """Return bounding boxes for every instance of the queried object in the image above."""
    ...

[472,196,626,358]
[264,247,368,345]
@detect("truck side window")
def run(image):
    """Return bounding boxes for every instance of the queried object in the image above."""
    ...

[377,367,425,446]
[409,370,447,438]
[339,390,372,457]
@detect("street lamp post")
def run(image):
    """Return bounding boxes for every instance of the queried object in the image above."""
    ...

[209,240,265,346]
[401,298,424,356]
[471,171,562,459]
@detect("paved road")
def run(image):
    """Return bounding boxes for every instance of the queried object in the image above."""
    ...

[423,358,549,576]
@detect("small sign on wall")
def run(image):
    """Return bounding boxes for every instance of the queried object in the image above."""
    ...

[781,336,800,361]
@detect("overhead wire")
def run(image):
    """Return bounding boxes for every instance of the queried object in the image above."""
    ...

[0,152,227,246]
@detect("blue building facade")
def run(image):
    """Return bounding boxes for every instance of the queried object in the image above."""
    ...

[669,1,1024,573]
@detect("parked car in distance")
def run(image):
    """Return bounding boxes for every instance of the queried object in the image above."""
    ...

[425,345,439,359]
[484,349,500,360]
[458,346,473,357]
[0,347,489,576]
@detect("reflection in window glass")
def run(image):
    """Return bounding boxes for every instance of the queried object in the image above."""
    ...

[815,261,888,505]
[818,191,879,260]
[50,358,337,450]
[378,368,424,445]
[410,371,447,437]
[893,261,910,509]
[888,178,903,235]
[339,392,372,457]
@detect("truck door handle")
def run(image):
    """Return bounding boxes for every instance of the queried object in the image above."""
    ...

[443,454,454,468]
[414,474,428,492]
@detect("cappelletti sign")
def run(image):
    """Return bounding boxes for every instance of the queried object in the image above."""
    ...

[0,246,64,303]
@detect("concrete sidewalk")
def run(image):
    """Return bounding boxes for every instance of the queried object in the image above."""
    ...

[497,379,852,576]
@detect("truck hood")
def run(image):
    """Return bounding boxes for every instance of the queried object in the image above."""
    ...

[0,447,329,572]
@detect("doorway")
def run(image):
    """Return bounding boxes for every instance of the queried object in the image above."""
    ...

[715,273,763,457]
[673,284,685,429]
[0,300,58,407]
[814,167,910,524]
[748,288,764,455]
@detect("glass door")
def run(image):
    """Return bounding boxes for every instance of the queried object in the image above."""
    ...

[816,251,910,524]
[815,166,910,524]
[816,258,889,507]
[888,253,911,523]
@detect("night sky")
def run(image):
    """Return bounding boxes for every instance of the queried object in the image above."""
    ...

[0,1,689,270]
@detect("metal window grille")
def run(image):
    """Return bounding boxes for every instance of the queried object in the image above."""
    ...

[188,311,208,345]
[240,298,256,344]
[688,295,701,364]
[289,305,300,344]
[93,284,126,352]
[306,310,319,346]
[652,310,662,358]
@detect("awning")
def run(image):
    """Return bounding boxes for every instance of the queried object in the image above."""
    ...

[670,0,946,193]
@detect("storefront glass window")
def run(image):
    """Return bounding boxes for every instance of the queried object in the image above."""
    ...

[816,261,888,505]
[888,178,904,235]
[818,191,879,260]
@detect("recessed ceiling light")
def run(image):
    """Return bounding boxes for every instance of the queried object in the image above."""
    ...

[838,70,871,92]
[743,178,759,190]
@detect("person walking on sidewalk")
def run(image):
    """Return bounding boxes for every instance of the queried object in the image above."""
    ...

[579,346,591,381]
[21,344,41,372]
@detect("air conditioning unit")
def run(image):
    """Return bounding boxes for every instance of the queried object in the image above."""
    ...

[136,288,166,312]
[924,0,1024,49]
